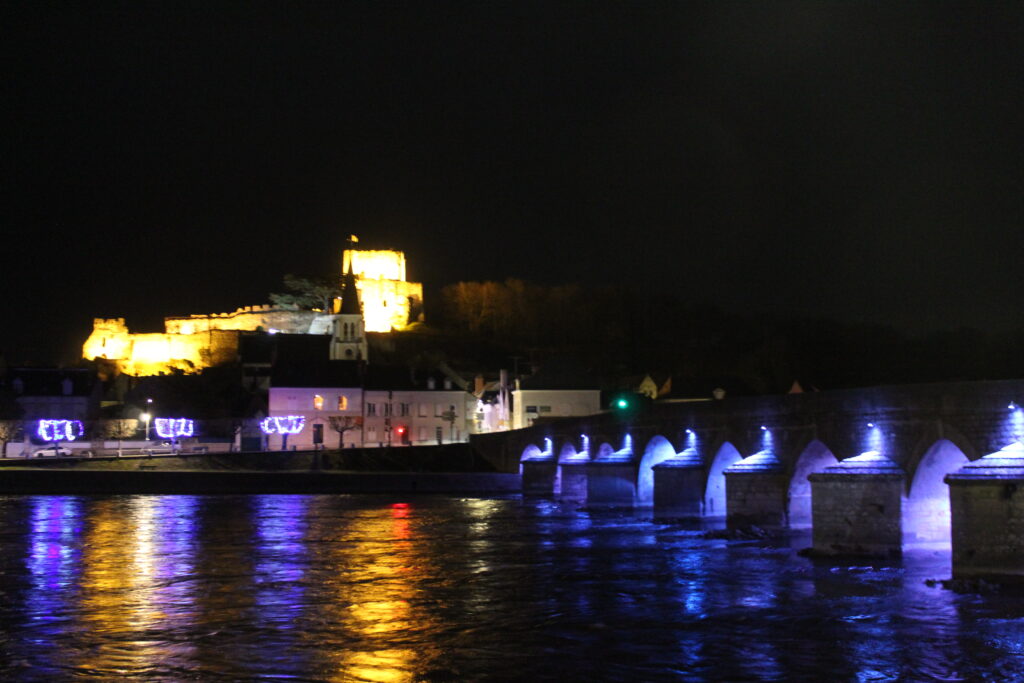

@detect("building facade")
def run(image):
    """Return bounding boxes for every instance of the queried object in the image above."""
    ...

[511,388,602,430]
[266,378,471,450]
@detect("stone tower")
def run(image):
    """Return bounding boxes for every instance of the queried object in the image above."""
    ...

[330,263,368,361]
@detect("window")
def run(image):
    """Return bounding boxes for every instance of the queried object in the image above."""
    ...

[337,395,348,410]
[539,406,552,413]
[435,403,444,417]
[418,403,428,417]
[383,403,392,417]
[418,426,428,442]
[367,426,377,441]
[313,395,324,410]
[398,403,411,417]
[526,406,538,413]
[366,403,377,416]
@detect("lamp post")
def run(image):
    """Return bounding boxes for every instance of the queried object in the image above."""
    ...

[144,398,153,441]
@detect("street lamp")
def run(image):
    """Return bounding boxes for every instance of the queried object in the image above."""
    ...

[144,397,153,441]
[141,412,151,441]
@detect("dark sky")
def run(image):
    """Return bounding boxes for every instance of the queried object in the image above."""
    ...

[4,2,1023,365]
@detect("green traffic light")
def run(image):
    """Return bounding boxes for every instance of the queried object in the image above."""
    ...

[616,398,629,409]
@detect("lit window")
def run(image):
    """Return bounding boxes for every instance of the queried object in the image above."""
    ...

[338,395,348,410]
[313,395,324,410]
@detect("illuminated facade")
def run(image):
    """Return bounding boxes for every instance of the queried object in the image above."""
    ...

[83,307,331,376]
[341,249,423,333]
[82,249,423,375]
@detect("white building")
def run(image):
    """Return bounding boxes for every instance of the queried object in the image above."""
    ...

[511,386,602,430]
[266,364,472,450]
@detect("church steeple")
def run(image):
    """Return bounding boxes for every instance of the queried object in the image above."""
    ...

[330,254,368,361]
[339,261,361,315]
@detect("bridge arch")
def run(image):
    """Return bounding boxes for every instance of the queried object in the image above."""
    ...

[557,441,579,463]
[704,441,742,517]
[903,439,969,544]
[636,435,677,506]
[520,443,543,463]
[787,439,838,528]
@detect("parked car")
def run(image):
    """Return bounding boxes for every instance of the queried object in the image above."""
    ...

[31,445,72,457]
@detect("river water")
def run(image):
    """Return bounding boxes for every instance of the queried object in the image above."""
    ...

[1,494,1022,681]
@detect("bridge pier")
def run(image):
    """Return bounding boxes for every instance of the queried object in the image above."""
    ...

[809,452,904,557]
[724,450,786,528]
[521,460,559,495]
[652,448,704,518]
[946,442,1024,583]
[585,461,636,507]
[557,461,589,502]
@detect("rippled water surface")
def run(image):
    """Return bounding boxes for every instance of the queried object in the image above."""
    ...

[1,494,1023,681]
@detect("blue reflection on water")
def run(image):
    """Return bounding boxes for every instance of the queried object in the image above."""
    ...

[147,495,198,623]
[27,496,82,624]
[253,495,310,626]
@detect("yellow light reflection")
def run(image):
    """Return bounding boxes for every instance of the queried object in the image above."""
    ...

[318,502,444,682]
[76,497,196,674]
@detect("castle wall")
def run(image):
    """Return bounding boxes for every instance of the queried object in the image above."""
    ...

[357,279,423,332]
[82,249,425,373]
[84,318,243,376]
[164,305,319,335]
[341,249,424,332]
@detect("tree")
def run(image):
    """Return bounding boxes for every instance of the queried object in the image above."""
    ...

[270,274,344,313]
[102,418,139,456]
[328,415,362,449]
[440,407,457,442]
[0,421,20,458]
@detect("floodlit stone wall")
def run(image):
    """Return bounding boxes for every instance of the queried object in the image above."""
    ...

[82,307,331,376]
[165,305,320,335]
[342,249,424,332]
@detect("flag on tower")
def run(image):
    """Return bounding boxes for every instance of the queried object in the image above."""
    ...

[348,234,359,244]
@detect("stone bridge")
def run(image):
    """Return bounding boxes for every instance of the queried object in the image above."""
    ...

[470,379,1024,581]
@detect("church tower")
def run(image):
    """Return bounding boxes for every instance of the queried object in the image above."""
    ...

[330,263,368,361]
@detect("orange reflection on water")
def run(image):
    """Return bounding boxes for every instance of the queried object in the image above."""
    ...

[76,497,197,676]
[319,502,444,682]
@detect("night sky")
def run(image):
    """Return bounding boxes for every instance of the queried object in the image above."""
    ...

[5,2,1023,365]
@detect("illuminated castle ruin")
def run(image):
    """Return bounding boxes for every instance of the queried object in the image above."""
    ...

[82,247,423,376]
[342,249,423,333]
